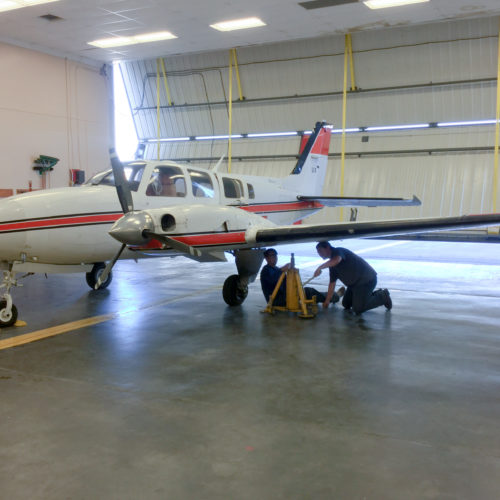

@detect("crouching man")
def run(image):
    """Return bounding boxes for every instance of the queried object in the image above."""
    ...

[260,248,341,307]
[314,241,392,314]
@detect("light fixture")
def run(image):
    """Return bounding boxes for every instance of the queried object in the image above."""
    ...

[143,119,498,143]
[0,0,60,13]
[210,17,266,32]
[363,0,429,9]
[88,31,177,49]
[437,119,497,128]
[196,134,243,140]
[247,131,298,138]
[365,123,429,131]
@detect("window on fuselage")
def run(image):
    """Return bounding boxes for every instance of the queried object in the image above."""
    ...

[85,162,146,192]
[247,183,255,199]
[188,169,214,198]
[146,166,186,197]
[222,177,243,198]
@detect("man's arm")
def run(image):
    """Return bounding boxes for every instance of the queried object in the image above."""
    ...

[323,280,336,309]
[313,255,342,278]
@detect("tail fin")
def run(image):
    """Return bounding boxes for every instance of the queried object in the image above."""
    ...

[282,121,331,196]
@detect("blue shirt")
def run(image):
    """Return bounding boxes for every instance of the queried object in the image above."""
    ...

[329,247,377,286]
[260,264,286,302]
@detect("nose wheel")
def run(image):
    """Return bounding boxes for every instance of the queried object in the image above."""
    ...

[86,262,113,290]
[0,299,18,328]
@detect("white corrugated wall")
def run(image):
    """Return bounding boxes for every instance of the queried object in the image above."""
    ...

[119,15,500,223]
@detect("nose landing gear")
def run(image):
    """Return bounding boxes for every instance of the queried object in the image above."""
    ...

[0,270,19,328]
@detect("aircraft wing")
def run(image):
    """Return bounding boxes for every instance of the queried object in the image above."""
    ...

[249,213,500,247]
[297,195,421,207]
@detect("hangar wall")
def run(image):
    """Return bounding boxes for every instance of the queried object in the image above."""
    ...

[0,42,110,193]
[119,16,500,223]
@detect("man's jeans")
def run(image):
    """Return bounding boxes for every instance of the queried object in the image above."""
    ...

[341,278,385,314]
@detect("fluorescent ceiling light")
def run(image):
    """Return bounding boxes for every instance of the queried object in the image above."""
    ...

[363,0,429,9]
[210,17,266,32]
[0,0,59,13]
[147,137,191,143]
[331,128,362,134]
[437,119,497,128]
[88,31,177,49]
[365,123,429,131]
[196,134,243,140]
[247,131,298,138]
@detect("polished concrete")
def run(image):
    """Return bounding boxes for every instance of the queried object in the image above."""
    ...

[1,240,499,499]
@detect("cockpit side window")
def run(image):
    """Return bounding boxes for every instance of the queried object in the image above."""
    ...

[188,169,214,198]
[247,183,255,199]
[146,166,186,197]
[222,177,244,198]
[85,162,146,192]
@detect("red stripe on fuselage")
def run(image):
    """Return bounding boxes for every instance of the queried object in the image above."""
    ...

[0,213,122,232]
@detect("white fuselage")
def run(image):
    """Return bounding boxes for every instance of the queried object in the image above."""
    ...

[0,161,323,271]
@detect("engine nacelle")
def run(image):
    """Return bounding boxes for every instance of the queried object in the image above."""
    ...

[109,204,275,247]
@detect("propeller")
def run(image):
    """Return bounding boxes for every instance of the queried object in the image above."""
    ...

[94,148,132,289]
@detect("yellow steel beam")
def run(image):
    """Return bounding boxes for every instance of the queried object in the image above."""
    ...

[228,50,233,173]
[156,59,161,160]
[346,33,357,91]
[339,34,349,221]
[494,20,500,212]
[231,48,244,101]
[159,58,173,106]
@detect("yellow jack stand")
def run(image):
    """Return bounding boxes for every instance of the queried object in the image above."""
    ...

[262,254,318,319]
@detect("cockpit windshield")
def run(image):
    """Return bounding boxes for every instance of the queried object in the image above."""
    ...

[85,162,146,192]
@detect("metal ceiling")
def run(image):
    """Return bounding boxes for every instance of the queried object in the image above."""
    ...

[0,0,499,64]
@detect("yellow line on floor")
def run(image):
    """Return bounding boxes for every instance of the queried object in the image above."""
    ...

[0,314,115,351]
[0,285,222,351]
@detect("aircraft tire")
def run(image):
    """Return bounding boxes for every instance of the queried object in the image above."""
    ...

[0,301,18,328]
[223,274,248,306]
[86,262,113,290]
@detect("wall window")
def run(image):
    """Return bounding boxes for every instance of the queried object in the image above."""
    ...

[146,166,186,197]
[188,169,214,198]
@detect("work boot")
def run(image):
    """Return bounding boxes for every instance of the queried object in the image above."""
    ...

[337,286,346,297]
[383,289,392,310]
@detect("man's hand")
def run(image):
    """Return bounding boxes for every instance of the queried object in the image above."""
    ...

[313,267,322,278]
[322,299,330,309]
[281,263,291,272]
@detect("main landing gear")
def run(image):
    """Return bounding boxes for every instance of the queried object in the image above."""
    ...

[0,269,19,328]
[85,262,113,290]
[222,249,264,307]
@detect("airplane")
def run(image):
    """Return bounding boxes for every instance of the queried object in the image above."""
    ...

[1,121,499,328]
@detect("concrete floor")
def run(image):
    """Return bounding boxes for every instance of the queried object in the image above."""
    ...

[0,239,499,499]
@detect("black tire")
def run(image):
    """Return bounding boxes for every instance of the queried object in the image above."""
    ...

[86,262,112,290]
[0,300,18,328]
[222,274,248,306]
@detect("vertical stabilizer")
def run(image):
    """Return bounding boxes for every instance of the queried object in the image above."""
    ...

[282,121,331,196]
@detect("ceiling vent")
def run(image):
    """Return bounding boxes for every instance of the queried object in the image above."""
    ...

[299,0,358,9]
[39,14,64,21]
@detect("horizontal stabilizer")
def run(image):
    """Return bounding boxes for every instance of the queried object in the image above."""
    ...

[297,195,421,208]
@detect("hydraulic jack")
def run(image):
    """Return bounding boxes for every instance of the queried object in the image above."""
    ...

[262,253,317,319]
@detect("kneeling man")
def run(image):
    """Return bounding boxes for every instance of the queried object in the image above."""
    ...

[314,241,392,314]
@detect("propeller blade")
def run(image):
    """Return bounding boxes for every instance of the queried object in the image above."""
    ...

[144,231,204,259]
[110,148,134,214]
[95,243,126,290]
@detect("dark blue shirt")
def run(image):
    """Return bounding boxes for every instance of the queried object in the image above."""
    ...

[260,264,286,302]
[329,247,377,286]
